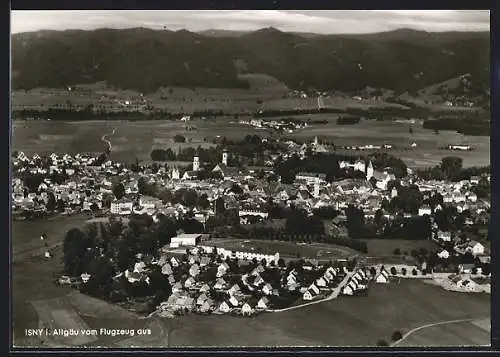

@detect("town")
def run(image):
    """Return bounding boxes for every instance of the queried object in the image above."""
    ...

[11,130,491,320]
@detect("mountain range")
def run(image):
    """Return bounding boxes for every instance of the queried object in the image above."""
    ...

[11,27,490,94]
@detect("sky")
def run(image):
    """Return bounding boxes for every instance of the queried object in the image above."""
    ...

[11,10,490,35]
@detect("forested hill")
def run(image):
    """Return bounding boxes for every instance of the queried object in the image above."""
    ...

[11,27,489,94]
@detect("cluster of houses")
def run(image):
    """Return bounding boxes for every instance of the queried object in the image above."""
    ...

[151,246,342,317]
[239,118,308,133]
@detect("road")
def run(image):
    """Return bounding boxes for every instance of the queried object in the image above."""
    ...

[391,317,486,347]
[267,264,358,313]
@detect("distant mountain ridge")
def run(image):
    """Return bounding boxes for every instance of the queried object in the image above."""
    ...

[11,27,490,94]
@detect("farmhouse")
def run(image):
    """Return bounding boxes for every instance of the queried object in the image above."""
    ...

[170,233,202,248]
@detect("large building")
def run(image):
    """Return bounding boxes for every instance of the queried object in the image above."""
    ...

[170,233,203,248]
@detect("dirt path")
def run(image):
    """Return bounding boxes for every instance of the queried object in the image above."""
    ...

[391,317,486,347]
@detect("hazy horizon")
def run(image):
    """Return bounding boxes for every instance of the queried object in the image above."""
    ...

[11,10,490,35]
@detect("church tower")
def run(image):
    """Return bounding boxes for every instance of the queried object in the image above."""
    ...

[171,166,180,180]
[366,160,374,181]
[314,176,320,198]
[193,156,200,171]
[222,150,228,166]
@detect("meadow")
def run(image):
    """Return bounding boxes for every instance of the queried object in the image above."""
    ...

[12,115,490,168]
[165,279,489,347]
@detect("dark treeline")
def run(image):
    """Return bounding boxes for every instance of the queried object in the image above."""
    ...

[337,116,361,125]
[12,108,224,122]
[151,134,282,167]
[416,156,490,183]
[255,108,346,118]
[423,117,490,136]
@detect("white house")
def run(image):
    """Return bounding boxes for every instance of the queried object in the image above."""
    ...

[437,231,452,242]
[303,290,314,301]
[418,205,432,216]
[218,301,231,313]
[228,295,239,307]
[262,283,273,295]
[342,284,355,296]
[189,264,200,277]
[375,269,390,283]
[161,263,173,275]
[466,241,485,256]
[437,249,450,259]
[196,293,208,306]
[228,284,241,296]
[199,299,213,313]
[316,277,328,288]
[184,277,196,289]
[257,297,269,310]
[241,303,254,316]
[214,278,227,290]
[80,273,91,283]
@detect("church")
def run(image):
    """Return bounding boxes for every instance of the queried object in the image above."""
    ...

[212,150,249,180]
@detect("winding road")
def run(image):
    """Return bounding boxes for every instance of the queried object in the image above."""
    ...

[391,317,488,347]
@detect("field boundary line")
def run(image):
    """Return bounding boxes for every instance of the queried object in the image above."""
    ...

[391,316,488,347]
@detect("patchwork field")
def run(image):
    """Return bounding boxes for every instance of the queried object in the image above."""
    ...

[12,115,490,168]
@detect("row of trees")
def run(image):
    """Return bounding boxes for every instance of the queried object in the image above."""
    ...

[417,156,489,183]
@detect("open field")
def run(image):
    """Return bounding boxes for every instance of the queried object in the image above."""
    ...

[163,279,489,347]
[396,318,490,347]
[31,297,99,346]
[13,114,489,167]
[289,117,490,168]
[204,238,359,261]
[12,214,90,261]
[12,216,90,346]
